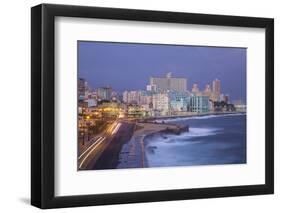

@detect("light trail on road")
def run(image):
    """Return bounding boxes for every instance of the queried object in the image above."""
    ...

[112,123,121,135]
[106,121,118,134]
[78,121,124,169]
[78,136,102,160]
[79,137,106,169]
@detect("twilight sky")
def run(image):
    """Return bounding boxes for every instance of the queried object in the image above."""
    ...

[78,41,246,102]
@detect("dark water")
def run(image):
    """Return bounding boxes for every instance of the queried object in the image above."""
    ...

[145,114,246,167]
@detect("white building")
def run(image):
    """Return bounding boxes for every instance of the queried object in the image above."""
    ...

[152,92,170,116]
[146,84,157,92]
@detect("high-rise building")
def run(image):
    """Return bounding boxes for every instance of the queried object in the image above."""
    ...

[149,72,187,92]
[97,87,112,101]
[212,79,221,100]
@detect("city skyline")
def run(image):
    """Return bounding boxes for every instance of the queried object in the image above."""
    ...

[78,41,246,102]
[77,41,247,171]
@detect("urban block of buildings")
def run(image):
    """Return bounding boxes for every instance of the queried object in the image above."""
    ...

[78,72,245,121]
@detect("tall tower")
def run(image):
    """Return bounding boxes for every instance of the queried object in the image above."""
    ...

[212,79,221,101]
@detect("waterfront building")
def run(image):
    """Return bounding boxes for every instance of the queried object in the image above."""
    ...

[149,72,187,92]
[152,92,170,116]
[219,93,229,103]
[190,96,209,113]
[97,87,112,101]
[224,94,229,103]
[233,100,246,112]
[234,104,246,112]
[169,91,191,113]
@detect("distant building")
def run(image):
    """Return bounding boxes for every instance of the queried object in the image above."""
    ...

[123,90,141,104]
[139,91,153,105]
[84,81,92,99]
[149,72,187,92]
[97,102,120,118]
[169,91,191,113]
[146,84,157,92]
[85,98,97,107]
[127,105,146,118]
[97,87,112,101]
[191,83,200,95]
[78,78,86,100]
[203,84,212,98]
[212,79,221,101]
[122,91,128,103]
[224,94,229,103]
[111,91,122,102]
[152,92,170,116]
[233,100,246,112]
[190,96,209,113]
[219,94,229,103]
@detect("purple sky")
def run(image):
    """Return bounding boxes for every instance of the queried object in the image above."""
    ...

[78,41,246,102]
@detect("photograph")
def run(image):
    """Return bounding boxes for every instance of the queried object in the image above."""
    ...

[77,41,247,170]
[30,3,274,209]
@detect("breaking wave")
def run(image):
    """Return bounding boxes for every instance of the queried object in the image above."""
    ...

[154,113,245,123]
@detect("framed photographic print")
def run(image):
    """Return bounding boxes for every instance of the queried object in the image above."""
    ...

[31,3,274,209]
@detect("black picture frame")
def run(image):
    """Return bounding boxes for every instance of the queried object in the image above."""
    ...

[31,3,274,209]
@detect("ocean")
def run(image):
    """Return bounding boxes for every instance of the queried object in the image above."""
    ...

[145,113,246,167]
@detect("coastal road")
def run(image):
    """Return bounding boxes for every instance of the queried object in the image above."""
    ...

[78,120,135,170]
